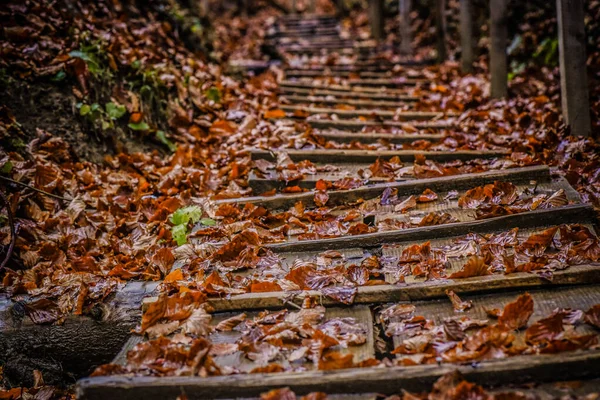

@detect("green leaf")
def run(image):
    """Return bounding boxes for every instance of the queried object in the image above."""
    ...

[51,70,66,82]
[131,60,142,69]
[79,104,91,116]
[199,218,216,226]
[1,161,13,174]
[128,122,150,131]
[171,224,189,246]
[206,87,221,103]
[105,102,127,120]
[155,130,177,152]
[170,205,204,246]
[91,103,101,111]
[170,205,203,226]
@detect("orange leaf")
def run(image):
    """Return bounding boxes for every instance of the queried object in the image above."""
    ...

[164,269,183,283]
[264,109,287,119]
[417,188,438,203]
[209,119,236,135]
[318,351,354,370]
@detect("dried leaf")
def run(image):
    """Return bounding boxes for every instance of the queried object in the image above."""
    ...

[498,293,534,330]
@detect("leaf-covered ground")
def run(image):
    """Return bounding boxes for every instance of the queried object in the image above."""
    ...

[1,0,600,397]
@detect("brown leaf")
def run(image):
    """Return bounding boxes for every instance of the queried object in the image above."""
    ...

[260,387,296,400]
[152,248,175,276]
[448,256,491,279]
[321,286,357,305]
[498,293,534,330]
[446,290,473,312]
[417,188,438,203]
[585,304,600,329]
[24,299,61,325]
[215,313,247,332]
[525,310,566,343]
[314,190,329,207]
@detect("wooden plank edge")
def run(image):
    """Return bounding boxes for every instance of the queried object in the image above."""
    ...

[307,119,455,131]
[215,165,551,209]
[312,132,444,144]
[206,264,600,312]
[265,204,594,253]
[279,106,450,120]
[75,350,600,399]
[248,149,509,164]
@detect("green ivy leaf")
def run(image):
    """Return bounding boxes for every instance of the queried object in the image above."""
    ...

[171,224,189,246]
[128,122,150,131]
[170,205,204,246]
[79,104,91,116]
[170,205,203,226]
[105,102,127,120]
[155,130,177,152]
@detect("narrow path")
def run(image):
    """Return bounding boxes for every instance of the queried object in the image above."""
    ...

[75,13,600,399]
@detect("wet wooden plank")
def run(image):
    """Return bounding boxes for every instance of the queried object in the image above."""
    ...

[76,347,600,399]
[216,165,551,209]
[249,149,507,164]
[222,379,600,400]
[281,95,417,108]
[306,119,455,131]
[113,306,374,372]
[285,70,415,79]
[206,264,600,312]
[281,79,425,89]
[265,204,593,253]
[279,87,419,101]
[313,131,443,144]
[389,285,600,350]
[279,106,448,120]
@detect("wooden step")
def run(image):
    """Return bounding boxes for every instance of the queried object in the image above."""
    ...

[218,165,550,209]
[281,95,417,108]
[265,203,592,254]
[278,106,447,119]
[281,78,426,88]
[285,70,422,79]
[306,119,455,131]
[249,148,508,164]
[77,286,600,399]
[204,263,600,312]
[279,87,419,102]
[312,130,443,144]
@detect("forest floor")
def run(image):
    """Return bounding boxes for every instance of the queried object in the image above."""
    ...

[1,0,600,399]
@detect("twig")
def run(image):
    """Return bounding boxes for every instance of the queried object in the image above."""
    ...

[282,299,302,310]
[0,175,70,202]
[0,190,15,272]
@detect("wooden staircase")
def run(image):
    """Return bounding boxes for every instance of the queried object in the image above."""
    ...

[67,12,600,399]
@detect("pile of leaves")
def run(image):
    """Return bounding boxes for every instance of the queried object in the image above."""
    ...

[90,290,600,378]
[122,224,600,305]
[385,292,600,367]
[93,296,376,376]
